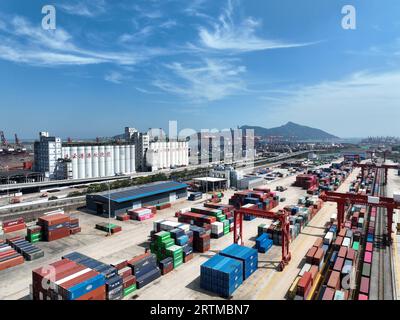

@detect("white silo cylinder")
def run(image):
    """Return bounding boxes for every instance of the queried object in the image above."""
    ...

[70,146,78,179]
[125,145,130,174]
[92,146,99,178]
[107,145,114,176]
[105,145,111,176]
[77,146,85,179]
[120,145,126,173]
[85,146,92,178]
[99,146,105,177]
[114,145,120,174]
[130,145,135,173]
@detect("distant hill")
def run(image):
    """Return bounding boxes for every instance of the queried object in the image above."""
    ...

[240,122,339,140]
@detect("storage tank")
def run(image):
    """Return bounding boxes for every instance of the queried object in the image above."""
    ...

[120,145,126,173]
[69,146,78,179]
[125,144,131,174]
[99,146,105,177]
[105,145,112,176]
[130,145,135,173]
[92,146,99,178]
[77,146,85,179]
[85,146,92,178]
[114,145,120,174]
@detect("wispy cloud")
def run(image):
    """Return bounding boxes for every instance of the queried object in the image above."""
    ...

[194,0,315,53]
[153,58,246,102]
[0,15,163,67]
[104,71,125,84]
[59,0,107,18]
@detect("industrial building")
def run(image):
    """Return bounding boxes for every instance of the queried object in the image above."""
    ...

[146,141,189,171]
[193,177,228,192]
[34,132,136,180]
[236,176,265,190]
[86,181,188,216]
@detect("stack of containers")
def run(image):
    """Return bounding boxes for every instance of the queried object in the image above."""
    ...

[69,217,81,234]
[156,203,171,210]
[211,221,224,238]
[151,231,175,262]
[127,253,161,289]
[38,214,70,241]
[2,218,26,233]
[128,207,155,221]
[255,233,273,253]
[167,245,183,268]
[159,257,174,275]
[32,259,106,300]
[7,236,44,261]
[191,225,210,253]
[62,252,121,300]
[26,225,42,243]
[95,222,122,234]
[116,213,130,221]
[200,254,243,298]
[188,192,202,201]
[113,261,137,298]
[0,240,24,271]
[220,244,258,280]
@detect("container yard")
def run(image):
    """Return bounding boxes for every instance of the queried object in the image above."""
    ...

[0,157,399,302]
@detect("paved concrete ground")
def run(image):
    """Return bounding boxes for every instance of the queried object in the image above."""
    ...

[0,160,349,301]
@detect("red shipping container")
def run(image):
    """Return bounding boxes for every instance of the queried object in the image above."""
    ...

[333,257,345,272]
[312,248,324,266]
[76,285,106,300]
[338,246,347,259]
[358,294,368,300]
[334,236,343,248]
[184,253,194,263]
[306,247,317,264]
[327,271,341,290]
[338,229,346,238]
[0,255,24,271]
[2,218,24,228]
[322,287,335,300]
[3,224,26,233]
[297,272,312,297]
[366,242,373,252]
[309,265,319,282]
[122,275,136,289]
[39,214,69,226]
[313,238,323,248]
[346,248,356,261]
[360,277,370,295]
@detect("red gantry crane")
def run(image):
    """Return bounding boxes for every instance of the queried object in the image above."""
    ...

[233,206,291,271]
[354,163,400,185]
[319,191,400,241]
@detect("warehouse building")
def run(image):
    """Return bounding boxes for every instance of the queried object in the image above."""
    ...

[86,181,188,216]
[236,176,265,190]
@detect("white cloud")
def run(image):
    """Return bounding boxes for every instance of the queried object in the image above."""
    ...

[153,58,246,101]
[104,71,124,84]
[0,15,160,67]
[265,70,400,137]
[59,0,106,17]
[195,0,315,53]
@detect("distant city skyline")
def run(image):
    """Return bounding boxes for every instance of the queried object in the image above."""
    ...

[1,0,400,138]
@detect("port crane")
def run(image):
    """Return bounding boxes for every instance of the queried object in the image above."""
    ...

[233,206,291,271]
[354,163,400,185]
[319,191,400,241]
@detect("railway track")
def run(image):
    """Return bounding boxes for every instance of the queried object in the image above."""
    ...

[369,168,394,300]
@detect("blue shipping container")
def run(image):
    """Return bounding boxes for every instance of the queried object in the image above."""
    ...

[219,244,258,280]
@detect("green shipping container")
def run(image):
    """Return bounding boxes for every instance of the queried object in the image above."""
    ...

[160,238,175,249]
[123,283,137,297]
[352,241,359,251]
[173,257,183,268]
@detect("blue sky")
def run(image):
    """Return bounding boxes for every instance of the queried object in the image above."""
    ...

[0,0,399,139]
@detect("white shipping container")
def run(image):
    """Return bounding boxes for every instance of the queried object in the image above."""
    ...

[342,237,351,248]
[324,232,334,245]
[394,192,400,203]
[299,263,312,277]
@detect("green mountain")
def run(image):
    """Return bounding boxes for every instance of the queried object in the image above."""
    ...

[240,122,339,140]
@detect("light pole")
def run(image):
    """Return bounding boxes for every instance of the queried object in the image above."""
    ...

[107,182,111,237]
